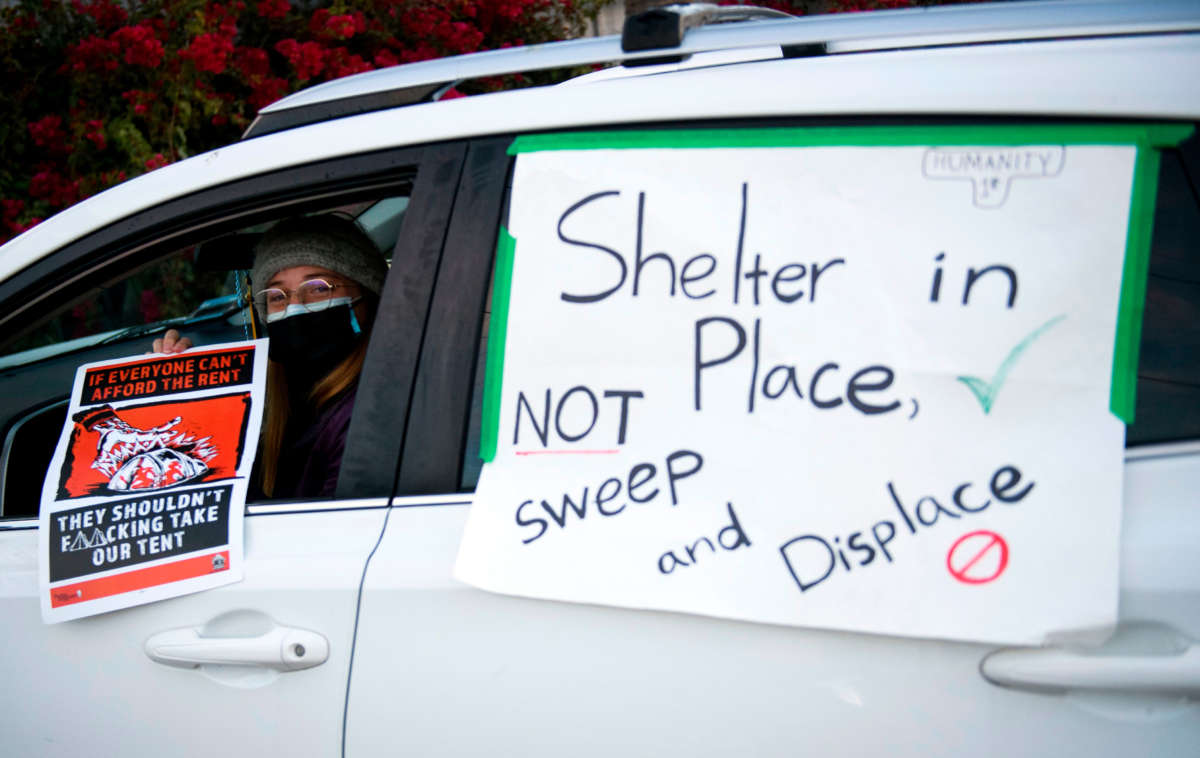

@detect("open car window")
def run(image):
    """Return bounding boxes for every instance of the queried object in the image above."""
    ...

[0,193,413,519]
[0,253,237,370]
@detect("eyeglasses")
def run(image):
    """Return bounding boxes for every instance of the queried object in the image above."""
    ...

[253,279,359,315]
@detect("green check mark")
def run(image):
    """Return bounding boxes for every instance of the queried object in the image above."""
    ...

[957,314,1067,414]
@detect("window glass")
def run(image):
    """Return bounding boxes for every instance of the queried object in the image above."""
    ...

[1,253,237,368]
[1128,143,1200,444]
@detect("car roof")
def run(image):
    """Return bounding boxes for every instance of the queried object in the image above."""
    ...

[1,0,1198,283]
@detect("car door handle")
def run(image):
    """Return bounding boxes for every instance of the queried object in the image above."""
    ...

[145,624,329,671]
[981,645,1200,696]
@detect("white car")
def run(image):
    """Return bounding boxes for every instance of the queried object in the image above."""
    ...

[1,1,1198,755]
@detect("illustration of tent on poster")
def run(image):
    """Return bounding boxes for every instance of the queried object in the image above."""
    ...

[454,124,1193,645]
[38,339,268,623]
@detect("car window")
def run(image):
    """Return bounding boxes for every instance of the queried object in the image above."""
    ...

[454,127,1200,492]
[0,253,237,368]
[0,194,411,519]
[1128,142,1200,443]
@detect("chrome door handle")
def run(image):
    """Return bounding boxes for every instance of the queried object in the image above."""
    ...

[145,624,329,671]
[981,645,1200,696]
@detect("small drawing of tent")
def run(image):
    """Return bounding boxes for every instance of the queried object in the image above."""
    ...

[65,528,108,551]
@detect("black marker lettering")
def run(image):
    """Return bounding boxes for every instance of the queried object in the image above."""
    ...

[665,450,703,505]
[603,390,644,445]
[558,190,626,304]
[694,316,746,411]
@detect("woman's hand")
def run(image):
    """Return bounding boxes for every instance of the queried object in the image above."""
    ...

[152,329,193,354]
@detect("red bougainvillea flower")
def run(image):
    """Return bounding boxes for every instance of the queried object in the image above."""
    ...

[401,6,443,40]
[182,32,235,74]
[256,0,290,20]
[492,0,534,22]
[121,89,153,116]
[11,217,44,236]
[436,20,484,54]
[373,48,399,68]
[275,38,327,80]
[325,47,373,78]
[249,76,289,109]
[234,46,270,81]
[399,42,440,64]
[28,116,70,154]
[1,198,31,236]
[324,12,366,40]
[30,170,80,208]
[1,198,25,226]
[99,169,127,187]
[308,8,330,35]
[145,153,169,171]
[84,120,107,150]
[202,1,242,35]
[72,0,129,29]
[112,24,165,67]
[67,35,120,73]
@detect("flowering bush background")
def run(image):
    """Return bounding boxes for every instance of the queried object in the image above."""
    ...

[0,0,614,243]
[1,0,957,245]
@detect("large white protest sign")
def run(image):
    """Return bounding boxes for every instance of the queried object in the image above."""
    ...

[39,338,267,623]
[455,126,1180,645]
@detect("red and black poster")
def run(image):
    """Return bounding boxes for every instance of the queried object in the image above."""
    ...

[39,340,268,623]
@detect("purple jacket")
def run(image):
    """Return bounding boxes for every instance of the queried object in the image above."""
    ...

[274,386,357,499]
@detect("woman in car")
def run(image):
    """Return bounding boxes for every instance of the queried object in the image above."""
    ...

[153,215,387,498]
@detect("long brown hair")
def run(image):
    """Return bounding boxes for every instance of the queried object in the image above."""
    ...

[257,297,376,497]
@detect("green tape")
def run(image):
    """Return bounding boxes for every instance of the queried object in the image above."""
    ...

[480,227,516,462]
[509,124,1194,154]
[1110,146,1165,424]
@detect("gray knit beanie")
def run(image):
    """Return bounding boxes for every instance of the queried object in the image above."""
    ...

[251,215,388,303]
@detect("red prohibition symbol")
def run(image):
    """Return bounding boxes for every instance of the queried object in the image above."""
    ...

[946,530,1009,585]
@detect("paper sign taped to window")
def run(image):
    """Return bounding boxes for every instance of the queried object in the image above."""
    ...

[39,339,267,623]
[454,131,1156,645]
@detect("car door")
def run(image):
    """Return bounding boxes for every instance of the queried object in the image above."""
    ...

[0,142,466,757]
[343,126,1200,756]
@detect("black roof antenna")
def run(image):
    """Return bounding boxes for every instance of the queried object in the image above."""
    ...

[622,2,794,56]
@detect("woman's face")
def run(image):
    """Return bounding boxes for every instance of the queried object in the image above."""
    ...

[266,265,369,324]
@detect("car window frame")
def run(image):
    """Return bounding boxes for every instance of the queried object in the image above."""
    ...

[0,141,470,514]
[394,137,513,496]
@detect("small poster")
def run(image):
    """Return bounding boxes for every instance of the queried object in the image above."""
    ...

[39,339,268,623]
[454,126,1183,645]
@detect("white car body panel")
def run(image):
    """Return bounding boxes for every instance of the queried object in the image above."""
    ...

[345,447,1200,756]
[0,505,386,757]
[1119,444,1200,636]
